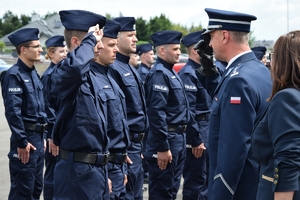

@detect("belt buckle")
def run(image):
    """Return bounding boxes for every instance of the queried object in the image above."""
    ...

[103,153,109,165]
[182,125,187,132]
[122,153,128,163]
[41,123,48,132]
[139,133,145,142]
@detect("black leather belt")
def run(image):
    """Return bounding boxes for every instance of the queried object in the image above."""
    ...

[24,122,48,132]
[108,152,127,164]
[195,113,210,121]
[60,149,109,166]
[129,132,145,142]
[168,124,187,133]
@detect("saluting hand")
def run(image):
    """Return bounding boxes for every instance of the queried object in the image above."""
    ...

[192,143,206,158]
[88,24,103,43]
[18,142,36,164]
[157,150,172,170]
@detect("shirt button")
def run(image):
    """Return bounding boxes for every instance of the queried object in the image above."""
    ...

[274,180,278,185]
[275,168,278,172]
[274,174,279,179]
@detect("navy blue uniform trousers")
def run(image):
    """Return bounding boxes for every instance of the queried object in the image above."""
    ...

[145,132,186,200]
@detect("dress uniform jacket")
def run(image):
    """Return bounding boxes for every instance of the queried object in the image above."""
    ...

[137,62,151,83]
[208,52,272,200]
[50,32,108,154]
[252,88,300,200]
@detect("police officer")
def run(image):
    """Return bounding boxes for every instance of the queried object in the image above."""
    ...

[1,28,47,200]
[49,10,109,199]
[178,31,211,200]
[41,35,67,200]
[251,46,267,65]
[136,42,154,187]
[109,16,148,200]
[144,30,194,199]
[198,8,272,200]
[137,43,155,83]
[92,19,130,199]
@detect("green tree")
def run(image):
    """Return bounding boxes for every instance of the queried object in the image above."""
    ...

[249,30,256,47]
[149,14,172,33]
[0,41,5,54]
[0,11,30,37]
[1,11,22,37]
[136,17,150,42]
[105,13,114,20]
[188,23,203,32]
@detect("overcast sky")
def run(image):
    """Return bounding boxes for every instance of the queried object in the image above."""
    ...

[1,0,299,41]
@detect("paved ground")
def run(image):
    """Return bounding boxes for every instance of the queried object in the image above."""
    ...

[0,60,183,199]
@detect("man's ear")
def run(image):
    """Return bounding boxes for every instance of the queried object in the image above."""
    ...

[71,36,80,47]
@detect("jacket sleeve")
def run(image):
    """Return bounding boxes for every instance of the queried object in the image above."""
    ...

[268,89,300,192]
[145,71,170,152]
[210,76,257,200]
[1,73,28,148]
[50,32,96,104]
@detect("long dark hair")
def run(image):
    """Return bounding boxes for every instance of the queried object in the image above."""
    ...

[269,30,300,100]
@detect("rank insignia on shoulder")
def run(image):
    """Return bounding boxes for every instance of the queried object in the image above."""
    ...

[171,76,176,79]
[230,71,239,77]
[230,96,241,104]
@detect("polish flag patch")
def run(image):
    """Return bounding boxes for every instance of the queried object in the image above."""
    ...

[230,97,241,104]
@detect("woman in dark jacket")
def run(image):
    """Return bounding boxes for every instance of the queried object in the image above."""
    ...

[252,30,300,200]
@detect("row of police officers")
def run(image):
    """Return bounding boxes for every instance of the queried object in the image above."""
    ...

[0,6,278,200]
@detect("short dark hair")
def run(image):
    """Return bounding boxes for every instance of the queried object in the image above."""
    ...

[269,30,300,100]
[16,41,32,55]
[64,29,86,49]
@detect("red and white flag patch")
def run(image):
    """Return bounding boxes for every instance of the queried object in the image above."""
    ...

[230,97,241,104]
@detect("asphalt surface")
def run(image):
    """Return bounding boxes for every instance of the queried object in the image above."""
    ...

[0,92,184,199]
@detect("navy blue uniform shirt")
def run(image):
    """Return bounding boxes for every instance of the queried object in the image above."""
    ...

[178,58,212,147]
[137,62,151,83]
[41,62,56,139]
[1,58,47,148]
[109,52,147,133]
[91,62,130,152]
[145,57,190,152]
[50,32,108,153]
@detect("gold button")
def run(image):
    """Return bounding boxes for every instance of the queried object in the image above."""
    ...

[275,168,278,172]
[274,174,279,178]
[274,180,278,184]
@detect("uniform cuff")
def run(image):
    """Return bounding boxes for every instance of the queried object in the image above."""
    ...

[156,140,170,152]
[18,138,28,148]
